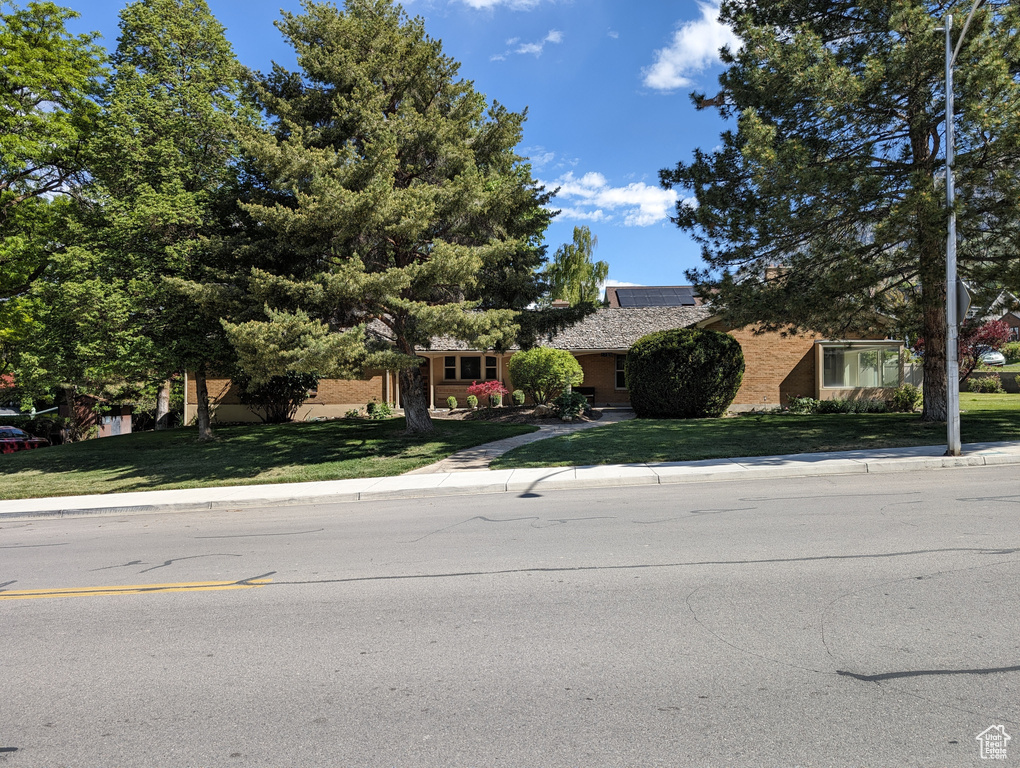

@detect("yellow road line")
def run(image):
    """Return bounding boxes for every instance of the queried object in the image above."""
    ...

[0,579,272,601]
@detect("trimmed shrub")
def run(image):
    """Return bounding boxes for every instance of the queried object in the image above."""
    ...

[890,383,922,412]
[237,372,319,424]
[786,396,819,414]
[1001,341,1020,364]
[969,375,1005,393]
[553,391,589,420]
[366,400,392,419]
[625,328,744,419]
[507,348,583,405]
[466,394,479,409]
[512,389,526,406]
[446,395,458,410]
[815,397,888,414]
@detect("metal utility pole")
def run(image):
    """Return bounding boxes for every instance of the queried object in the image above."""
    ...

[940,2,984,457]
[944,13,961,456]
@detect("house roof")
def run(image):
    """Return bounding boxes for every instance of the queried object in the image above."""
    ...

[424,305,712,353]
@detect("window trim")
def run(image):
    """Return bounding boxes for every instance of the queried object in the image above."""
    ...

[817,341,904,390]
[615,354,627,390]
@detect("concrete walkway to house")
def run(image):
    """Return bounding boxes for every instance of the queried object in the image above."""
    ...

[406,408,637,474]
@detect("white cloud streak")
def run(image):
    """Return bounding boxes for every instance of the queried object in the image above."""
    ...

[515,29,563,56]
[457,0,542,9]
[547,171,679,227]
[642,2,740,91]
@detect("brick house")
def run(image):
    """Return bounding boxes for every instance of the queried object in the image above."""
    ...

[185,286,916,421]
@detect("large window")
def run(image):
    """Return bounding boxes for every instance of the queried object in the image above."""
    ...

[441,354,500,381]
[822,345,900,388]
[460,356,482,380]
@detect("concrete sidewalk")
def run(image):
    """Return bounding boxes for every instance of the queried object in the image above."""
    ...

[3,440,1019,520]
[406,408,636,473]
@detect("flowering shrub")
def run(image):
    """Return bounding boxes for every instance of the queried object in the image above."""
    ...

[466,380,510,406]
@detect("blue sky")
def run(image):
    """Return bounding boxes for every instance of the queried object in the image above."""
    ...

[66,0,739,289]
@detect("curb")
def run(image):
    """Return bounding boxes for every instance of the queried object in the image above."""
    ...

[3,442,1019,521]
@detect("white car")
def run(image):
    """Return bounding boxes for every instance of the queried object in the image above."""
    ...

[978,349,1006,367]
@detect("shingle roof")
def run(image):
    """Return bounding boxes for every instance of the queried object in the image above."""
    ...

[542,306,712,350]
[423,306,712,353]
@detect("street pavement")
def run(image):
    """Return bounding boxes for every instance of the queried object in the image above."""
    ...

[2,438,1020,520]
[2,468,1019,766]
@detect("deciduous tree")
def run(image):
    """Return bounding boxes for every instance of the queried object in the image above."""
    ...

[544,225,608,307]
[88,0,251,439]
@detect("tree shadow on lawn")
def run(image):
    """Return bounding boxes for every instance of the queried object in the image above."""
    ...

[0,419,534,497]
[497,412,1020,467]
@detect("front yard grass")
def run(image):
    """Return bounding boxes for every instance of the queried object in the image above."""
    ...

[491,392,1020,469]
[0,418,537,500]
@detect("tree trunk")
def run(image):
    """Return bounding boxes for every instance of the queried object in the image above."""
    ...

[194,368,215,441]
[399,365,434,435]
[918,244,948,422]
[155,379,171,431]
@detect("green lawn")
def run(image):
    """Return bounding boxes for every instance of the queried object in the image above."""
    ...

[491,393,1020,469]
[0,418,536,500]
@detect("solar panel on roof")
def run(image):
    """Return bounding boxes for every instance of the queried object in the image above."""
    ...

[616,287,696,307]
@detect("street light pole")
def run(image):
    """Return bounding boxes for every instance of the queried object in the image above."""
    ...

[944,14,961,456]
[941,2,983,457]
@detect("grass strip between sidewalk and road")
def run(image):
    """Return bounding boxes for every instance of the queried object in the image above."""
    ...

[491,393,1020,469]
[0,418,537,501]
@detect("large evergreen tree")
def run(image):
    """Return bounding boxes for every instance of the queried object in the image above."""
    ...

[661,0,1020,421]
[232,0,553,434]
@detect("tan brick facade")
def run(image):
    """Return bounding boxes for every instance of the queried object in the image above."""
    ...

[703,320,820,409]
[574,354,631,406]
[185,373,389,423]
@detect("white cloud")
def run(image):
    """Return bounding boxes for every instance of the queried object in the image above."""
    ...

[515,29,563,56]
[523,147,556,169]
[546,171,679,227]
[492,28,563,60]
[604,279,643,289]
[600,279,643,301]
[607,29,619,39]
[642,2,740,91]
[457,0,542,9]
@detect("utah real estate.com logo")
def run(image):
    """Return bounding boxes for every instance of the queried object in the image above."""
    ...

[976,725,1011,760]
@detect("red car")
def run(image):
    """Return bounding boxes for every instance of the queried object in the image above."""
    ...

[0,426,50,454]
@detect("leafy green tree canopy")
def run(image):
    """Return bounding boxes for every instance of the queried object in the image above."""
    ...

[507,347,583,405]
[89,0,253,439]
[544,225,609,307]
[660,0,1020,422]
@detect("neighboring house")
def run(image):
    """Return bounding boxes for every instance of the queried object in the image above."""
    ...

[975,289,1020,341]
[185,286,917,421]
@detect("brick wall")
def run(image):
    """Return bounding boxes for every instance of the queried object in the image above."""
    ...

[575,354,631,406]
[186,373,388,423]
[704,321,819,409]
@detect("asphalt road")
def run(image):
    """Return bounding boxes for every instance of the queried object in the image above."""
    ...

[2,466,1018,767]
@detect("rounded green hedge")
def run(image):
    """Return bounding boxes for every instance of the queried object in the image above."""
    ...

[625,328,744,418]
